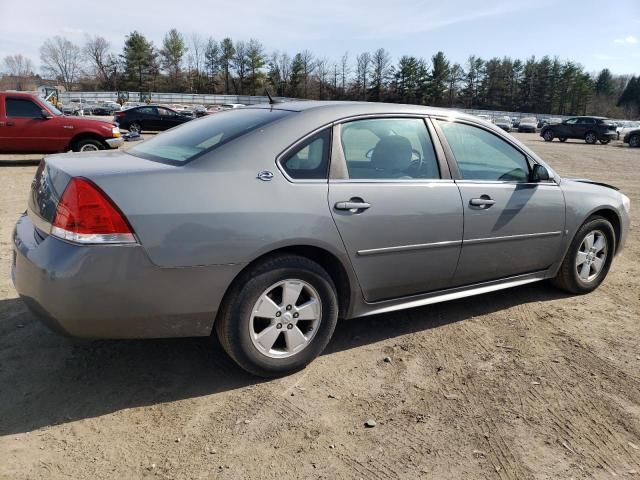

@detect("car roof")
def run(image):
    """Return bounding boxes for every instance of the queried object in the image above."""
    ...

[246,100,465,118]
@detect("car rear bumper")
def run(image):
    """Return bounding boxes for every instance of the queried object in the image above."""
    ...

[11,214,243,339]
[105,137,124,149]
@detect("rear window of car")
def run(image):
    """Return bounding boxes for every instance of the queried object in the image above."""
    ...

[129,108,292,164]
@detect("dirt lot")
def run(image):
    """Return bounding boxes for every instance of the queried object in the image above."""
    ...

[0,134,639,479]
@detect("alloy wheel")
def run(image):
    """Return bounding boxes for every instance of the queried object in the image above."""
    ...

[630,135,639,148]
[80,143,99,152]
[585,133,597,144]
[249,279,322,358]
[575,230,608,283]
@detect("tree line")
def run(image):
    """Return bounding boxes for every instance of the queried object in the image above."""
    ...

[1,31,639,118]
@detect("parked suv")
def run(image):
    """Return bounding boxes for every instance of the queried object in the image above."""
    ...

[0,92,122,153]
[541,116,617,144]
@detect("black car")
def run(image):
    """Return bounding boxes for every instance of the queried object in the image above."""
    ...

[623,129,640,148]
[540,116,617,145]
[113,105,193,133]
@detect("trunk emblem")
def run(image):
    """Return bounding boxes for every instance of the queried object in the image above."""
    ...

[257,170,274,182]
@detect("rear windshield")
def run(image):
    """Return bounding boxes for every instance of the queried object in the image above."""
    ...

[129,108,292,164]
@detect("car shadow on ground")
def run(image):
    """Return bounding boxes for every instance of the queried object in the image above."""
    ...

[0,282,569,436]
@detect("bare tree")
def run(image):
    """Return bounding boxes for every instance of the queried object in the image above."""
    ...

[356,52,372,99]
[83,35,113,89]
[370,48,392,101]
[189,33,204,91]
[40,36,83,90]
[340,52,350,97]
[2,54,34,90]
[316,57,330,99]
[300,50,315,97]
[232,40,248,94]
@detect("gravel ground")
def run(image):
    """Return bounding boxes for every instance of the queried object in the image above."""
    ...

[0,133,639,479]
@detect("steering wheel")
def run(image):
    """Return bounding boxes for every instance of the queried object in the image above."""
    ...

[365,148,422,161]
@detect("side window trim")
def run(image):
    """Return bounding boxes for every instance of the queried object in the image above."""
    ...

[330,115,448,183]
[431,116,551,184]
[276,126,332,183]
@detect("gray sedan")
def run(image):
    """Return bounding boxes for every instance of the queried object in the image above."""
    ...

[12,102,631,377]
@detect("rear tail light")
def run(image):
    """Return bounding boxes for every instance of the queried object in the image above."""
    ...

[51,177,136,244]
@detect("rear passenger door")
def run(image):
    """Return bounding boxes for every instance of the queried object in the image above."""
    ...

[434,118,565,286]
[328,117,463,302]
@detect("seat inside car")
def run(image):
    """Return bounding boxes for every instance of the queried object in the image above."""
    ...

[370,135,413,178]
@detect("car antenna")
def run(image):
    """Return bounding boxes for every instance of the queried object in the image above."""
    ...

[264,88,280,105]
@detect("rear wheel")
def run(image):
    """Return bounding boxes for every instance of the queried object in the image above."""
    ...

[72,138,104,152]
[600,139,610,145]
[585,131,597,144]
[551,216,615,294]
[629,134,640,148]
[543,130,554,142]
[128,122,142,133]
[215,255,339,377]
[559,137,567,142]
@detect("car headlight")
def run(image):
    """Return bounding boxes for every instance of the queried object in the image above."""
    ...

[112,126,121,138]
[621,193,631,213]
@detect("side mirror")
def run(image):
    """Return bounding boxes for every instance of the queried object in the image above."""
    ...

[531,164,550,182]
[41,109,52,119]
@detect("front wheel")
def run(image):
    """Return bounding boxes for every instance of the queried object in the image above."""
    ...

[600,139,610,145]
[629,134,640,148]
[585,132,597,144]
[559,137,567,142]
[72,138,104,152]
[543,130,554,142]
[215,255,339,377]
[551,216,615,294]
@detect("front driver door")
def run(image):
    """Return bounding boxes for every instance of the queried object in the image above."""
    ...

[435,119,565,286]
[328,117,463,302]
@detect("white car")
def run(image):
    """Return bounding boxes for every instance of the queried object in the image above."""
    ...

[617,121,640,139]
[518,117,538,133]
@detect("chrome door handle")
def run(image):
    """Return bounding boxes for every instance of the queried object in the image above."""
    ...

[335,201,371,211]
[469,197,496,207]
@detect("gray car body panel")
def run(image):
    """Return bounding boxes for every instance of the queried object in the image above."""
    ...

[12,101,630,338]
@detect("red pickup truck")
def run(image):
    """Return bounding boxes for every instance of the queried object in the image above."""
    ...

[0,92,123,153]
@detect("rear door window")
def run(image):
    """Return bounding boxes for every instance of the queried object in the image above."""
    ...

[6,98,43,118]
[129,108,292,164]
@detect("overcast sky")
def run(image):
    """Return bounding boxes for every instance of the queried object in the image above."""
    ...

[0,0,638,75]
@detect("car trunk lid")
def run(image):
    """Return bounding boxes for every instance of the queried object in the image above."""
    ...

[28,150,176,230]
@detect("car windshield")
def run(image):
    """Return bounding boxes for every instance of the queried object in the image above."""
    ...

[129,108,293,164]
[44,100,63,116]
[521,117,536,123]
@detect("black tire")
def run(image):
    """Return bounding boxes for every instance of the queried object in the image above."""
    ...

[629,134,640,148]
[543,130,554,142]
[72,138,104,152]
[551,216,615,294]
[599,139,610,145]
[215,254,339,378]
[128,122,142,133]
[559,137,567,142]
[585,131,597,144]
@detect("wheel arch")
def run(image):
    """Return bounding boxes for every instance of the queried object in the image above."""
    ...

[212,244,356,333]
[588,208,621,254]
[68,132,107,151]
